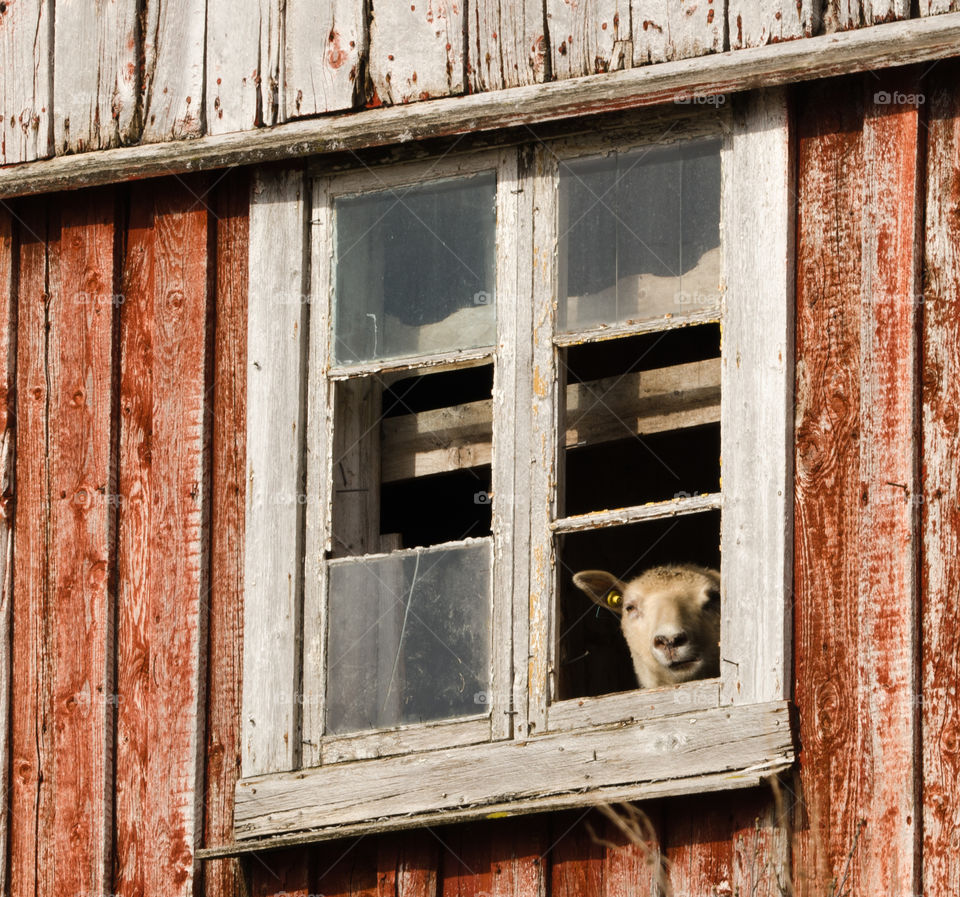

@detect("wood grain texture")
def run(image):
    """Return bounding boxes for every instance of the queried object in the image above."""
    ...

[49,189,117,897]
[546,0,628,81]
[235,701,794,841]
[470,0,547,90]
[631,0,725,65]
[823,0,909,29]
[10,199,53,897]
[920,60,960,897]
[284,0,365,119]
[0,0,53,163]
[793,72,921,897]
[919,0,960,12]
[368,0,465,104]
[203,171,250,896]
[4,13,960,198]
[0,206,14,897]
[53,0,140,152]
[141,0,206,141]
[114,179,212,897]
[720,88,794,706]
[440,820,546,897]
[205,0,263,133]
[242,167,309,777]
[728,0,820,47]
[664,793,734,896]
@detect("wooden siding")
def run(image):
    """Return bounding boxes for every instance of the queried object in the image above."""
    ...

[1,65,959,897]
[0,2,959,162]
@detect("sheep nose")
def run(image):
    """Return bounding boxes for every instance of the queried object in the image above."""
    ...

[654,632,688,649]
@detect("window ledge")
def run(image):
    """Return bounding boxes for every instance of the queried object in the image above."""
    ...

[209,700,795,856]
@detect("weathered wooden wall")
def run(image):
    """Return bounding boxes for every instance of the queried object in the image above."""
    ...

[1,0,959,165]
[0,62,958,897]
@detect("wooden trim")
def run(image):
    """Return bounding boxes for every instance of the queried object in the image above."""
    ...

[552,309,722,347]
[551,493,722,535]
[0,204,16,897]
[241,168,311,777]
[0,13,958,198]
[718,89,795,706]
[546,679,720,731]
[230,700,794,843]
[320,716,490,765]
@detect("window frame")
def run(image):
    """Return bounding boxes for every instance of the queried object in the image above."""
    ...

[236,90,795,846]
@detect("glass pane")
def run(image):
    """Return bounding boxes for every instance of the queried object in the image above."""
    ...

[561,326,721,516]
[558,139,721,333]
[333,172,497,364]
[325,539,493,735]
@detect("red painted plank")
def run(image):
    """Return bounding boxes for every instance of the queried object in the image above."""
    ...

[920,60,960,896]
[793,71,921,897]
[49,189,117,897]
[550,811,605,897]
[0,203,17,897]
[378,830,439,897]
[114,179,212,897]
[664,795,734,897]
[203,171,250,897]
[10,199,53,897]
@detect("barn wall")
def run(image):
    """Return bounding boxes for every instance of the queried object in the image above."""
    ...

[0,62,958,897]
[0,0,958,164]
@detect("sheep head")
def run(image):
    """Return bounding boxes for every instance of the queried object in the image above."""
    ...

[572,564,721,690]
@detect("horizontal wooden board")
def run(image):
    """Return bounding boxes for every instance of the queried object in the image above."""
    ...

[2,13,960,197]
[381,357,720,482]
[233,700,794,842]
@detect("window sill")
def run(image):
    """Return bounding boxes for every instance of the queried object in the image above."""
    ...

[206,699,795,857]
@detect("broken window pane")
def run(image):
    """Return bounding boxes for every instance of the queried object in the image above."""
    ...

[333,172,497,364]
[558,139,721,333]
[561,326,721,516]
[325,539,493,735]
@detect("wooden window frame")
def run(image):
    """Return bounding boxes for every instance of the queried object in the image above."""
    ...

[235,89,796,848]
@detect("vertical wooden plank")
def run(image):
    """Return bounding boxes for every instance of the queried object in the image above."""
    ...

[854,69,922,897]
[368,0,465,105]
[664,795,734,897]
[550,813,605,897]
[242,167,309,777]
[918,1,960,13]
[378,830,440,897]
[720,88,794,707]
[206,0,262,134]
[546,0,629,81]
[470,0,547,91]
[10,199,52,897]
[823,0,910,30]
[526,145,560,736]
[114,179,212,897]
[50,189,117,897]
[0,205,15,897]
[920,59,960,897]
[631,0,725,66]
[0,0,53,163]
[284,0,366,119]
[728,0,820,48]
[141,0,206,141]
[793,72,921,897]
[302,178,332,769]
[53,0,140,152]
[204,171,250,897]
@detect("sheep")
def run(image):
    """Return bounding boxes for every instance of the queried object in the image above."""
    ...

[572,563,721,689]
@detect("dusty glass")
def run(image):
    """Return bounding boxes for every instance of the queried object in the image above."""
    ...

[558,139,721,333]
[325,539,493,735]
[333,172,497,364]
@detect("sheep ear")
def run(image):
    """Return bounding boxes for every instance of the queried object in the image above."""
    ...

[573,570,628,614]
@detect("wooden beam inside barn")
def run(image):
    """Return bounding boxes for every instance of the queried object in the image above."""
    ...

[380,357,720,483]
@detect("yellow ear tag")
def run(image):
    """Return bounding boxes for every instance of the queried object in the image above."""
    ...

[606,590,623,610]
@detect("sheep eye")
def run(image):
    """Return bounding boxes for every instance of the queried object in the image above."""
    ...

[624,603,637,615]
[606,590,622,610]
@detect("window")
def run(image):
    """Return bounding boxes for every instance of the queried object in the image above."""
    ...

[237,93,795,845]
